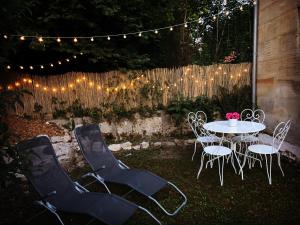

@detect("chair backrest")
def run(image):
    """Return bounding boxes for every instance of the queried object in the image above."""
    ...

[74,124,119,171]
[17,136,76,202]
[272,120,291,153]
[187,111,208,138]
[241,108,265,123]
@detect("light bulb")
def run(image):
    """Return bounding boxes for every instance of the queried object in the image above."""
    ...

[35,84,40,88]
[66,58,70,62]
[213,15,217,20]
[38,37,43,42]
[20,36,25,40]
[170,27,173,31]
[73,55,77,59]
[123,34,126,39]
[15,82,20,87]
[58,61,62,65]
[225,11,230,16]
[43,87,47,91]
[184,23,188,28]
[154,30,158,34]
[6,65,11,69]
[80,52,83,55]
[30,66,33,70]
[3,35,8,39]
[138,32,142,37]
[73,37,78,43]
[57,37,61,42]
[240,6,243,11]
[40,65,44,69]
[90,37,94,42]
[107,36,110,40]
[50,63,54,67]
[20,66,24,70]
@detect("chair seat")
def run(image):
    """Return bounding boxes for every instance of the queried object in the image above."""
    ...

[248,144,276,154]
[232,135,259,143]
[197,135,220,143]
[204,145,232,156]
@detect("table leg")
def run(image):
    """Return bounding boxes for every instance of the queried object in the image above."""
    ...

[231,142,244,180]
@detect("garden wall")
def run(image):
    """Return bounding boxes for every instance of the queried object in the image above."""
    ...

[257,0,300,146]
[14,63,251,116]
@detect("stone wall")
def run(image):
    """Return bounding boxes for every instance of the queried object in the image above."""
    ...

[257,0,300,146]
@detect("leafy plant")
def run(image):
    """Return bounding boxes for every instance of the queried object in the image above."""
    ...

[166,96,194,126]
[193,96,219,121]
[51,97,67,119]
[89,107,102,123]
[213,85,253,118]
[0,89,31,189]
[33,102,46,119]
[67,99,89,118]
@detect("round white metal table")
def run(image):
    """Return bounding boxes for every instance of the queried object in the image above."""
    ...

[203,120,266,134]
[203,120,266,180]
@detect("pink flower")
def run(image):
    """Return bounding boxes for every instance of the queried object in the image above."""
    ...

[232,112,240,120]
[226,112,233,120]
[226,112,240,120]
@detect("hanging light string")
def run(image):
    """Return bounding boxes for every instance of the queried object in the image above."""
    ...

[4,53,84,71]
[2,64,249,93]
[2,1,254,41]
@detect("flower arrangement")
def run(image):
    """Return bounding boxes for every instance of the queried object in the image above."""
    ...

[224,51,237,63]
[226,112,240,120]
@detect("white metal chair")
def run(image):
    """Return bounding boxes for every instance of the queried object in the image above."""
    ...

[196,134,236,186]
[187,111,220,161]
[242,120,291,185]
[232,108,266,145]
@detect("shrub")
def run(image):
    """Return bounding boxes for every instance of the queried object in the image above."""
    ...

[51,97,67,119]
[67,99,89,118]
[213,85,253,118]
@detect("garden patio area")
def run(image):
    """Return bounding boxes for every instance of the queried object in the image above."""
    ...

[1,0,300,225]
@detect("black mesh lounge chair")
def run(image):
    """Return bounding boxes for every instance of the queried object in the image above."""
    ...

[17,135,162,225]
[74,124,187,216]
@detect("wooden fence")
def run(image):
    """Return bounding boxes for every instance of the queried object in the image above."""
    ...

[16,63,251,115]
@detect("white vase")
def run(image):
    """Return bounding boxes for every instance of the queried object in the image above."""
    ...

[228,119,238,127]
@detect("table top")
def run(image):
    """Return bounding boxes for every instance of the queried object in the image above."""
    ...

[203,120,266,134]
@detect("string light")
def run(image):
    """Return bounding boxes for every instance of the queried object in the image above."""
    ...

[58,61,62,65]
[30,66,34,70]
[66,58,70,62]
[184,23,188,28]
[38,37,43,42]
[19,66,24,70]
[15,82,20,87]
[169,27,173,31]
[35,84,40,88]
[56,37,61,43]
[50,63,54,67]
[3,35,8,39]
[138,32,142,37]
[73,37,78,43]
[6,65,11,69]
[73,55,77,59]
[154,30,158,34]
[43,87,47,91]
[20,36,25,40]
[213,15,217,20]
[239,6,243,11]
[90,37,94,42]
[40,65,44,69]
[107,36,110,40]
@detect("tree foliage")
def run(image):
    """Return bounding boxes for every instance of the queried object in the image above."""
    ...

[0,0,253,74]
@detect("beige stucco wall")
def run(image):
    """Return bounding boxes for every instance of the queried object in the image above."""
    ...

[257,0,300,146]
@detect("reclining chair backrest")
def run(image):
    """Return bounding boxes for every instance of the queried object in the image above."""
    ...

[75,124,119,171]
[17,136,76,204]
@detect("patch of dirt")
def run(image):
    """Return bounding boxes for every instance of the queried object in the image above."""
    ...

[7,115,64,144]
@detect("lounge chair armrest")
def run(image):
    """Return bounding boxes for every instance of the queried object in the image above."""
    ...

[39,191,57,201]
[118,160,130,169]
[74,181,89,193]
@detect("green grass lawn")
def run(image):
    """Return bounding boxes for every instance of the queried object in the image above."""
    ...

[2,145,300,225]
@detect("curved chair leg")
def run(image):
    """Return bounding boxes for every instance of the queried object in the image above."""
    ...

[138,206,162,224]
[264,154,272,185]
[37,201,64,225]
[148,181,187,216]
[192,141,197,161]
[197,152,206,179]
[218,157,225,186]
[230,154,237,174]
[277,153,284,176]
